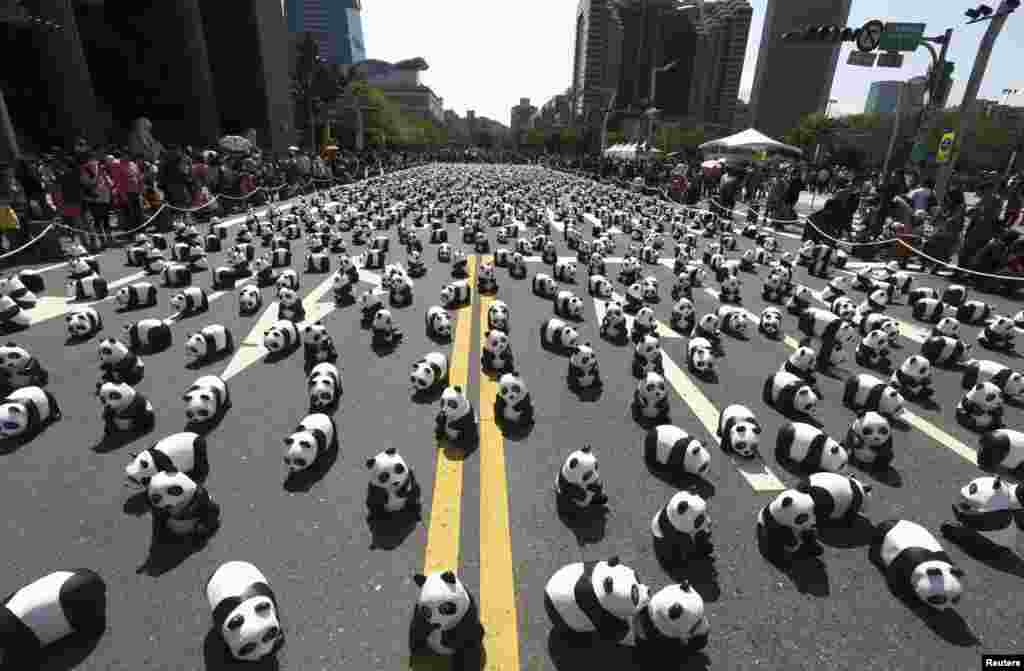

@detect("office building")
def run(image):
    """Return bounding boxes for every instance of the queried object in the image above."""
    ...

[572,0,624,123]
[511,98,537,141]
[865,81,903,115]
[1,0,293,159]
[748,0,853,139]
[364,65,444,124]
[285,0,366,66]
[686,0,752,130]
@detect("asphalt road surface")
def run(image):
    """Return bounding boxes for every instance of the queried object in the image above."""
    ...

[1,165,1022,671]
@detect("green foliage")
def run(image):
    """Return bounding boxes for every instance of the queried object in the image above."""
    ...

[524,128,546,148]
[655,126,708,153]
[605,130,626,147]
[291,33,352,148]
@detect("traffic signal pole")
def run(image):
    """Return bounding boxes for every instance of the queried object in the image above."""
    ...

[935,3,1012,203]
[908,29,953,172]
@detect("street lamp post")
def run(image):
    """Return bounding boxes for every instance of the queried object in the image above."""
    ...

[907,29,953,172]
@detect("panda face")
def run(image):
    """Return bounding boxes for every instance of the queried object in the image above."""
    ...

[912,561,964,610]
[794,385,819,415]
[452,249,467,266]
[66,311,97,337]
[410,361,439,392]
[862,329,889,354]
[97,381,136,411]
[498,372,528,406]
[439,386,471,418]
[989,316,1015,337]
[593,559,649,619]
[966,382,1002,412]
[485,330,509,354]
[184,333,212,364]
[303,322,329,345]
[642,278,659,301]
[627,283,644,303]
[901,355,931,381]
[688,341,714,373]
[147,470,197,514]
[665,491,710,535]
[640,372,668,402]
[635,307,655,329]
[674,273,692,291]
[725,311,749,336]
[277,287,299,306]
[720,275,740,294]
[1004,372,1024,401]
[769,490,817,531]
[487,301,509,330]
[760,308,781,334]
[868,288,888,308]
[479,263,495,282]
[239,286,261,313]
[184,387,219,422]
[0,401,30,437]
[414,571,471,634]
[0,343,30,371]
[221,593,282,662]
[283,430,319,472]
[818,438,849,472]
[560,293,584,319]
[673,298,695,320]
[934,317,960,338]
[855,411,891,448]
[833,298,856,322]
[570,342,596,370]
[727,420,761,458]
[561,445,600,486]
[697,313,719,336]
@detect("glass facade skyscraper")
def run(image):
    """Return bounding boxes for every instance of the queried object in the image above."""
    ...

[286,0,366,66]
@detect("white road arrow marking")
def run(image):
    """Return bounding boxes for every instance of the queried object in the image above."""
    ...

[25,270,148,325]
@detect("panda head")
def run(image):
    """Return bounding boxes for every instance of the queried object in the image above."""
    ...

[792,383,819,415]
[861,329,889,354]
[989,316,1016,337]
[302,322,329,345]
[277,287,299,306]
[663,491,711,536]
[817,436,850,473]
[768,489,817,532]
[569,342,596,371]
[487,301,509,329]
[697,313,719,336]
[186,332,215,364]
[498,371,529,405]
[867,288,888,310]
[1003,371,1024,402]
[635,335,660,361]
[511,252,525,267]
[720,275,741,294]
[852,411,890,448]
[642,278,659,301]
[832,298,856,322]
[561,444,600,487]
[283,428,320,473]
[360,290,383,312]
[724,310,749,336]
[934,317,960,339]
[875,317,899,342]
[759,308,781,335]
[640,372,668,402]
[147,470,197,514]
[479,262,495,280]
[900,355,931,382]
[95,339,129,368]
[439,385,471,419]
[452,248,467,265]
[561,293,584,318]
[97,380,137,412]
[957,476,1019,516]
[217,583,282,662]
[763,271,782,290]
[263,325,293,353]
[337,255,354,272]
[409,250,422,264]
[0,398,32,438]
[789,346,816,371]
[184,385,220,423]
[239,286,262,314]
[593,557,649,619]
[0,342,31,371]
[965,382,1002,412]
[911,559,964,610]
[824,339,847,367]
[413,570,472,634]
[672,298,695,320]
[627,282,644,303]
[484,329,509,355]
[725,417,761,458]
[439,283,459,306]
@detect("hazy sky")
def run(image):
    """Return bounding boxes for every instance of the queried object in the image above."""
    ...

[362,0,1024,125]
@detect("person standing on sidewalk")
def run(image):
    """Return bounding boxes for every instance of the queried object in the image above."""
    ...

[107,152,144,234]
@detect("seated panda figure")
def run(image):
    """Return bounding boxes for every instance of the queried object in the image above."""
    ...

[146,470,221,542]
[554,445,609,511]
[366,447,421,519]
[97,381,155,436]
[206,561,284,662]
[543,557,649,646]
[410,571,484,657]
[0,342,49,392]
[941,476,1023,559]
[844,411,894,472]
[651,491,713,566]
[956,382,1004,432]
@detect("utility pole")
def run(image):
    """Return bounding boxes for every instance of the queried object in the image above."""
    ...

[883,82,907,177]
[908,28,953,173]
[935,2,1013,202]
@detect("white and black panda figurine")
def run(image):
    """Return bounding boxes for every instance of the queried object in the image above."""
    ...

[476,260,498,294]
[941,476,1024,558]
[956,299,992,326]
[307,362,341,412]
[486,300,509,333]
[643,428,708,479]
[554,290,584,321]
[756,489,821,563]
[407,250,426,278]
[114,282,158,311]
[686,338,715,378]
[802,472,871,526]
[855,329,892,373]
[912,298,954,324]
[410,352,448,396]
[717,305,749,339]
[842,373,905,419]
[0,295,32,332]
[481,329,513,374]
[719,274,742,304]
[634,371,670,422]
[0,274,38,309]
[0,569,107,662]
[871,519,964,609]
[183,375,231,428]
[955,382,1004,432]
[889,354,934,400]
[541,317,580,353]
[435,385,477,444]
[775,422,849,473]
[97,381,155,435]
[669,298,695,336]
[169,287,209,317]
[623,282,645,314]
[160,263,191,289]
[425,306,453,341]
[146,469,221,541]
[206,561,284,662]
[978,429,1024,478]
[366,447,421,518]
[651,491,713,565]
[784,285,813,315]
[0,343,48,392]
[282,413,339,476]
[65,274,109,301]
[554,258,577,283]
[262,319,301,357]
[275,269,299,293]
[494,370,534,428]
[920,334,972,368]
[599,301,627,342]
[763,371,819,420]
[371,308,403,348]
[301,322,337,372]
[0,386,60,443]
[783,345,818,388]
[633,334,663,378]
[555,444,609,510]
[588,274,613,299]
[909,286,939,308]
[844,411,894,471]
[238,284,262,317]
[758,306,783,339]
[440,280,471,308]
[276,287,306,324]
[717,404,761,459]
[543,557,649,646]
[634,581,710,657]
[831,297,857,323]
[962,360,1024,405]
[509,252,527,279]
[932,316,960,340]
[820,275,853,303]
[450,249,468,276]
[184,325,234,367]
[122,318,172,355]
[410,570,484,657]
[124,432,208,489]
[691,313,721,353]
[66,307,103,341]
[567,342,600,391]
[389,273,415,307]
[978,315,1016,352]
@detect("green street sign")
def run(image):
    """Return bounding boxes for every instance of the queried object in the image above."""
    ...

[910,142,928,163]
[879,22,926,52]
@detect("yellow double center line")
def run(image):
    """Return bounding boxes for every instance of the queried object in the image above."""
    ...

[413,257,520,670]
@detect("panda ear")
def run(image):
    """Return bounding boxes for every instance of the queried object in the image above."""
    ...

[994,478,1003,489]
[385,447,397,456]
[453,385,462,394]
[365,458,376,469]
[951,568,965,578]
[413,573,427,587]
[440,571,457,585]
[607,555,620,567]
[581,445,592,454]
[795,481,811,494]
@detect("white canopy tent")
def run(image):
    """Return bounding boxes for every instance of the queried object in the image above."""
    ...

[698,128,803,157]
[603,142,664,160]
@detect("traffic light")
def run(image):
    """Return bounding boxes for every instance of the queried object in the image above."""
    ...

[780,24,859,44]
[965,4,994,20]
[1005,0,1021,11]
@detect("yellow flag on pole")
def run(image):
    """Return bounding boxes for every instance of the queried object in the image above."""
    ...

[936,131,955,163]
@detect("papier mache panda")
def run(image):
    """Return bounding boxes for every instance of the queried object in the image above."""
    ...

[920,335,972,368]
[124,432,208,489]
[97,338,145,385]
[844,411,894,471]
[282,413,338,476]
[411,352,448,396]
[634,371,670,422]
[871,520,964,610]
[486,300,510,333]
[634,582,710,656]
[541,318,580,353]
[889,354,934,400]
[184,325,234,367]
[763,371,819,420]
[567,342,600,391]
[941,476,1024,558]
[97,381,155,435]
[0,386,60,442]
[775,422,849,473]
[238,285,262,316]
[183,375,231,428]
[0,569,107,663]
[494,370,534,428]
[434,385,477,444]
[555,445,609,510]
[756,488,822,563]
[543,557,649,646]
[651,490,713,565]
[643,424,711,479]
[802,472,871,526]
[206,561,284,662]
[425,306,453,341]
[115,282,158,311]
[307,362,341,413]
[264,320,302,356]
[481,329,513,374]
[301,322,337,372]
[962,360,1024,405]
[0,343,48,392]
[123,318,172,354]
[366,447,421,518]
[717,404,761,459]
[66,307,103,341]
[956,382,1004,432]
[410,571,484,656]
[842,374,905,420]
